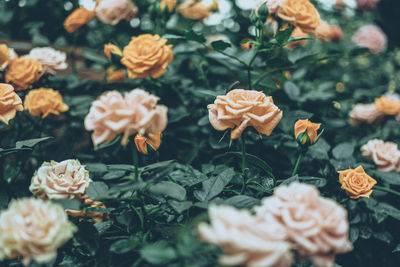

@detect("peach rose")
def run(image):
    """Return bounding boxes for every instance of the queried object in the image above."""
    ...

[26,47,67,75]
[84,89,168,147]
[5,57,42,91]
[329,26,343,42]
[0,44,10,67]
[277,0,320,33]
[356,0,380,11]
[178,0,212,20]
[104,43,122,60]
[161,0,177,12]
[95,0,138,25]
[64,7,95,32]
[352,25,387,54]
[285,27,308,49]
[0,46,17,71]
[0,198,76,266]
[106,67,126,83]
[66,198,108,223]
[255,182,353,267]
[294,119,321,145]
[338,166,377,199]
[361,139,400,172]
[314,20,342,42]
[121,34,174,79]
[0,83,23,125]
[134,133,162,155]
[349,103,383,125]
[208,89,283,140]
[198,205,293,267]
[24,88,69,118]
[375,95,400,115]
[29,159,92,200]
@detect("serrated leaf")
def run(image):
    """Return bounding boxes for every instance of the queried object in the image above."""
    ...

[87,182,109,200]
[224,195,260,209]
[225,152,274,178]
[149,181,186,201]
[194,168,235,202]
[332,142,355,159]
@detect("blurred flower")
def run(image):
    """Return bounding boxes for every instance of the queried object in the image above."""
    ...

[121,34,173,79]
[356,0,380,11]
[0,46,17,71]
[255,182,353,267]
[257,0,285,14]
[160,0,177,13]
[352,25,387,54]
[208,89,283,140]
[349,103,383,125]
[0,83,23,125]
[294,119,321,145]
[375,95,400,115]
[66,198,108,223]
[134,133,162,155]
[24,88,68,118]
[240,38,254,51]
[26,47,67,75]
[104,43,123,60]
[95,0,138,25]
[361,139,400,172]
[334,0,346,9]
[106,67,126,83]
[198,205,293,267]
[0,198,76,266]
[329,25,343,42]
[64,7,95,32]
[285,27,308,49]
[30,159,91,200]
[84,89,168,147]
[5,57,42,91]
[338,166,377,199]
[314,20,342,42]
[178,0,214,20]
[277,0,320,33]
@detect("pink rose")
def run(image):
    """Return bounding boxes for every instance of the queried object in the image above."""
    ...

[95,0,138,25]
[361,139,400,172]
[26,47,67,75]
[352,25,387,54]
[349,103,383,125]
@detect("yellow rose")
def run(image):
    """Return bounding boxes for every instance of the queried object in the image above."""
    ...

[178,0,212,20]
[294,119,321,144]
[208,89,283,139]
[24,88,69,118]
[0,44,10,66]
[106,67,126,83]
[277,0,320,33]
[134,133,162,154]
[104,43,122,60]
[64,7,95,33]
[121,34,173,79]
[5,57,42,91]
[160,0,177,12]
[374,95,400,115]
[0,83,23,125]
[338,166,377,199]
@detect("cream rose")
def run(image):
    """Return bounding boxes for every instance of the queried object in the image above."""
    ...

[361,139,400,172]
[0,198,77,266]
[29,159,92,200]
[95,0,138,25]
[0,83,23,125]
[26,47,68,74]
[208,89,282,139]
[84,89,168,147]
[349,103,383,125]
[255,182,353,267]
[198,205,293,267]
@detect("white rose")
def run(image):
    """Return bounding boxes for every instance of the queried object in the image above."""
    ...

[95,0,138,25]
[26,47,68,74]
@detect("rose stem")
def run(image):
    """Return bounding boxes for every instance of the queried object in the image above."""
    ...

[240,136,247,194]
[291,151,303,177]
[374,185,400,197]
[131,141,139,179]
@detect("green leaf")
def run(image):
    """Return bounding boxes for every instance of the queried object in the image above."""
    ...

[169,165,209,187]
[82,48,108,65]
[393,244,400,253]
[168,200,193,213]
[283,81,301,101]
[275,24,294,45]
[298,176,327,187]
[86,182,109,200]
[15,137,53,149]
[102,170,126,180]
[211,40,231,51]
[53,199,81,210]
[194,168,235,202]
[140,241,177,265]
[185,30,206,43]
[224,195,260,209]
[110,238,139,254]
[0,187,8,209]
[349,47,370,57]
[85,163,108,174]
[226,152,274,178]
[369,171,400,185]
[332,142,355,159]
[149,181,187,201]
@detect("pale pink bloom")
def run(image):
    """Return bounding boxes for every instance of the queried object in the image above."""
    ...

[349,103,383,125]
[361,139,400,172]
[255,182,353,267]
[256,0,285,14]
[29,159,92,200]
[0,198,76,266]
[356,0,380,11]
[84,89,168,147]
[95,0,138,25]
[198,205,293,267]
[352,25,387,54]
[26,47,67,74]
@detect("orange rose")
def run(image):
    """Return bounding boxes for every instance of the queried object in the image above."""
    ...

[0,44,10,67]
[285,27,308,49]
[294,119,321,145]
[104,43,122,60]
[24,88,69,118]
[277,0,320,33]
[314,21,343,42]
[134,133,162,154]
[240,38,254,51]
[0,83,23,125]
[64,7,95,33]
[5,57,42,91]
[66,198,108,223]
[374,95,400,115]
[208,89,283,139]
[160,0,177,12]
[178,0,212,20]
[121,34,173,79]
[338,166,377,199]
[106,67,126,83]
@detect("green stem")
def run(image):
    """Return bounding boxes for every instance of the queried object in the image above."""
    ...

[131,141,139,179]
[240,136,246,176]
[374,185,400,197]
[291,151,303,176]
